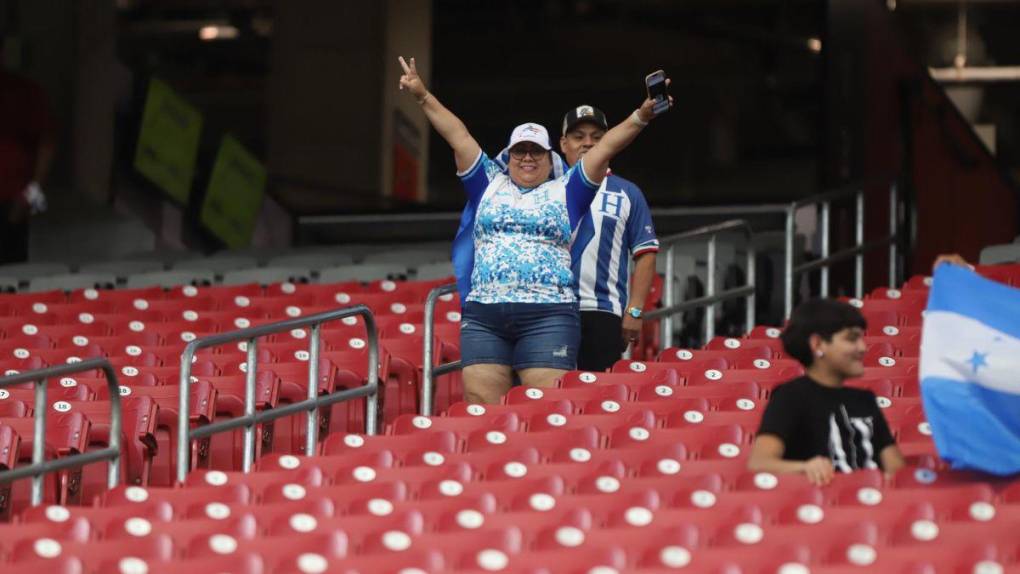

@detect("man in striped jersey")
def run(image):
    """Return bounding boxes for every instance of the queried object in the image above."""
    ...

[563,105,660,371]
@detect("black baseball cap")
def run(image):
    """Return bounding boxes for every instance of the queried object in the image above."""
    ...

[561,105,608,135]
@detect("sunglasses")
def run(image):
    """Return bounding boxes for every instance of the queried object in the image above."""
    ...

[509,144,548,160]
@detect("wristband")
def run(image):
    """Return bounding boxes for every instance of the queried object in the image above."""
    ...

[630,110,649,127]
[417,92,431,105]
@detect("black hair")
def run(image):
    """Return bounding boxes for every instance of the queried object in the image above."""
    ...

[780,298,867,367]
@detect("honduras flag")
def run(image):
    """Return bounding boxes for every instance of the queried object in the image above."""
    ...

[920,263,1020,475]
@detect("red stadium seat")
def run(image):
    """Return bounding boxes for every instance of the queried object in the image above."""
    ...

[388,411,520,438]
[633,379,761,402]
[255,451,396,485]
[448,398,573,418]
[10,534,174,569]
[687,365,802,391]
[18,500,174,532]
[94,380,217,486]
[1,412,90,506]
[64,396,158,494]
[232,532,349,572]
[35,323,111,346]
[2,383,93,403]
[462,475,567,511]
[527,409,656,435]
[65,285,166,306]
[586,525,701,568]
[331,549,445,574]
[296,480,410,516]
[658,345,770,367]
[321,429,459,465]
[497,544,628,573]
[422,527,525,570]
[465,426,601,461]
[560,368,683,394]
[97,484,251,512]
[705,334,786,355]
[144,553,263,574]
[609,423,746,459]
[612,358,727,380]
[0,516,92,559]
[505,383,631,405]
[105,513,259,552]
[579,395,710,422]
[0,556,83,574]
[192,495,331,523]
[184,465,326,500]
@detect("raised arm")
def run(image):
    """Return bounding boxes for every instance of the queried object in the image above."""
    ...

[581,77,673,185]
[398,56,481,173]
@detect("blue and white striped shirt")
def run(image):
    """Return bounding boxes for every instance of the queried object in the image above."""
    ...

[570,173,658,316]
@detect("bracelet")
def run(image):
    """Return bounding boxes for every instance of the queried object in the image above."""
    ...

[417,92,431,105]
[630,110,649,127]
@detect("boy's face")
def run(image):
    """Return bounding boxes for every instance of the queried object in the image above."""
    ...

[816,326,867,378]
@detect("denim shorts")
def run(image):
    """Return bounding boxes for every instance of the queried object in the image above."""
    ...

[460,301,580,371]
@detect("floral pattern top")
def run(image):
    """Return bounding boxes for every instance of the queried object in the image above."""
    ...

[457,151,599,304]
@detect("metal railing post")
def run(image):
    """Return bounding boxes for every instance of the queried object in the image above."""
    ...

[30,378,47,505]
[705,236,717,342]
[176,354,192,483]
[820,202,831,298]
[889,182,898,288]
[855,190,865,298]
[745,245,756,333]
[241,338,258,473]
[662,245,675,349]
[364,314,380,437]
[305,324,322,456]
[784,206,796,319]
[176,305,380,484]
[0,358,123,505]
[421,283,457,416]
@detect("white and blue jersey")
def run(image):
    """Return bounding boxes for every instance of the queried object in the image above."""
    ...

[571,173,659,316]
[452,151,599,304]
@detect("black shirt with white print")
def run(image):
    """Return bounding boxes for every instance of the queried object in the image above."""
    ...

[757,376,896,472]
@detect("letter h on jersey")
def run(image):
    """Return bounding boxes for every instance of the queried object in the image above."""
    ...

[599,192,623,219]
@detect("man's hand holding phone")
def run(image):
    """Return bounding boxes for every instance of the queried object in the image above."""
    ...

[645,70,672,116]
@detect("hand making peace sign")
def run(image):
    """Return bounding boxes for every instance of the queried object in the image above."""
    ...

[398,56,428,101]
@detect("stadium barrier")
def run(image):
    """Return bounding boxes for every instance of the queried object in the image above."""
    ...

[646,219,756,349]
[783,181,900,317]
[176,305,380,483]
[0,358,123,506]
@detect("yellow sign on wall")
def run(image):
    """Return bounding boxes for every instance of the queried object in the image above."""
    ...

[133,78,203,203]
[201,135,267,249]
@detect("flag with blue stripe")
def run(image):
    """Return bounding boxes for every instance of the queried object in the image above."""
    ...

[920,263,1020,475]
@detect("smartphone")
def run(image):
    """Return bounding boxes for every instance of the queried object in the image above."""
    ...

[645,69,670,115]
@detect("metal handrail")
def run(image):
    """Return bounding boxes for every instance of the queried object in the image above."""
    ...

[783,182,898,318]
[421,283,461,417]
[649,219,756,349]
[176,305,379,483]
[0,358,122,505]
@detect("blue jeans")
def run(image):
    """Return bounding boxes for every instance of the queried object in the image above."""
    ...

[460,302,580,371]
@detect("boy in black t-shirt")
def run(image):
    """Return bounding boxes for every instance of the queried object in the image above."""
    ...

[748,299,905,485]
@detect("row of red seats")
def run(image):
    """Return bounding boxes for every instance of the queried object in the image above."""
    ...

[2,267,1017,573]
[0,278,457,311]
[3,484,1016,572]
